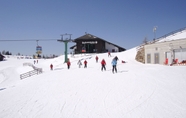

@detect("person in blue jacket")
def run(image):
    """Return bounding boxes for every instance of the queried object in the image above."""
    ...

[112,58,117,73]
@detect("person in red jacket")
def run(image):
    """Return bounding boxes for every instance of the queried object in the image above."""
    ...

[95,56,99,63]
[101,59,106,71]
[108,51,111,57]
[50,64,53,70]
[67,60,71,69]
[84,60,87,68]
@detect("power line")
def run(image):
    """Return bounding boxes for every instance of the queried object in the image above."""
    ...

[0,39,59,41]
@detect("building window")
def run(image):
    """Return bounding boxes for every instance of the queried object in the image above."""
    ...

[147,54,151,63]
[155,47,158,51]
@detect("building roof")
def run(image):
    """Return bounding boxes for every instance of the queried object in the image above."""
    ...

[0,54,5,57]
[74,33,98,40]
[71,33,125,50]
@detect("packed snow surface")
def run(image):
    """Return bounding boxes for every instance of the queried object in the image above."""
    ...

[0,48,186,118]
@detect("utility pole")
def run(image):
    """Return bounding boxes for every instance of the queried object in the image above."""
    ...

[153,26,158,41]
[57,33,73,63]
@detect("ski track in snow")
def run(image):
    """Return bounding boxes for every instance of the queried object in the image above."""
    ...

[125,85,156,116]
[1,49,186,118]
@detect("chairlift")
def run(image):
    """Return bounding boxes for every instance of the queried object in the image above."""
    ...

[36,46,42,54]
[36,40,42,55]
[82,47,86,53]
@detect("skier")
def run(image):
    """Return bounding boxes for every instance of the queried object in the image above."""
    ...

[112,58,117,73]
[122,60,126,63]
[101,59,106,71]
[77,60,82,68]
[84,60,87,68]
[50,64,53,70]
[108,51,111,57]
[67,60,71,69]
[34,60,36,64]
[95,56,99,63]
[114,56,119,61]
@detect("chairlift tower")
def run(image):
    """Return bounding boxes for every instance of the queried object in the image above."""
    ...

[57,33,73,63]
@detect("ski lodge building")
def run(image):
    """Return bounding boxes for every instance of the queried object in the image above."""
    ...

[144,27,186,65]
[70,33,126,54]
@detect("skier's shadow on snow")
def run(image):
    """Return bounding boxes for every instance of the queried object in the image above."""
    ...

[118,70,128,73]
[106,69,128,73]
[0,88,6,91]
[54,68,64,70]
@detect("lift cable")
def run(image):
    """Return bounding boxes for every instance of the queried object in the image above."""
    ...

[0,39,59,42]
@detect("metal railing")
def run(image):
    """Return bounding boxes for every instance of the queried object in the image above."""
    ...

[156,27,186,41]
[136,27,186,50]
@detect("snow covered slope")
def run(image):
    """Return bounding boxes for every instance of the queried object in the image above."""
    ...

[0,48,186,118]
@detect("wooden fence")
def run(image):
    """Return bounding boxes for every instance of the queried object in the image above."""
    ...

[20,63,42,79]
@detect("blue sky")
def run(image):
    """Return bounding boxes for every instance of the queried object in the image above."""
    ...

[0,0,186,56]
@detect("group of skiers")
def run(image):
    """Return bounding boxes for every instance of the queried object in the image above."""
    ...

[99,56,118,73]
[77,59,87,68]
[95,53,118,73]
[34,60,38,64]
[50,53,120,74]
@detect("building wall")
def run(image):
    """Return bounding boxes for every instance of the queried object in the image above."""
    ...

[76,41,82,53]
[105,42,119,52]
[75,39,106,53]
[73,37,125,53]
[96,40,105,53]
[144,38,186,64]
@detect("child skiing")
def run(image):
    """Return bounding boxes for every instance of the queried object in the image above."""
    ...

[67,60,71,69]
[122,60,126,63]
[95,56,99,63]
[50,64,53,70]
[112,58,117,73]
[84,60,87,68]
[101,59,106,71]
[108,51,111,57]
[77,60,82,68]
[114,56,119,61]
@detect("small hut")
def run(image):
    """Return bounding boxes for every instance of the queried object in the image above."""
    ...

[0,54,5,61]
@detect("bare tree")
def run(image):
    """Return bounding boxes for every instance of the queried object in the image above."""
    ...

[143,37,148,44]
